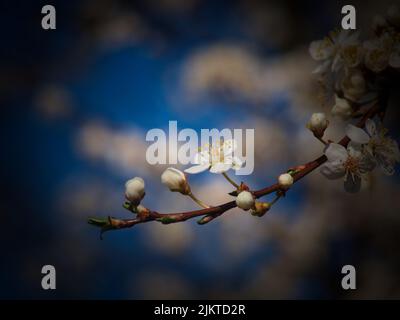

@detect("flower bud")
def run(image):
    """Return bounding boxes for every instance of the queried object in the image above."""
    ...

[251,201,271,217]
[236,190,255,211]
[161,167,191,195]
[331,95,352,120]
[125,177,145,205]
[136,205,148,214]
[278,173,294,190]
[307,112,328,138]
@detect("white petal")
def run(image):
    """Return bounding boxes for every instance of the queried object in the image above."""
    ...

[331,54,342,72]
[320,162,346,180]
[347,141,363,158]
[325,143,348,162]
[184,164,210,174]
[210,162,232,174]
[222,140,237,157]
[365,119,377,137]
[232,156,244,170]
[346,124,370,144]
[312,60,331,74]
[194,151,210,165]
[309,40,333,60]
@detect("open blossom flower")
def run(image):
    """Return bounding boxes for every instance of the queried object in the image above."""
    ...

[320,143,375,193]
[184,139,243,174]
[346,120,400,175]
[161,167,191,195]
[331,94,353,120]
[364,33,393,73]
[309,30,363,74]
[125,177,145,205]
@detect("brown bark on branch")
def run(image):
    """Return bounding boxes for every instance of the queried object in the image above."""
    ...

[88,103,380,236]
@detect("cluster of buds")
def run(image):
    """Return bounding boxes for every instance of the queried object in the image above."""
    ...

[122,165,295,223]
[235,172,294,217]
[235,190,271,217]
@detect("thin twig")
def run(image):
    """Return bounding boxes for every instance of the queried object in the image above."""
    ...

[188,192,210,209]
[88,103,380,235]
[222,172,239,188]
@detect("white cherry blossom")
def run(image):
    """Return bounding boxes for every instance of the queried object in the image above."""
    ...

[184,139,243,174]
[364,33,393,73]
[321,143,375,193]
[346,120,400,175]
[309,30,363,74]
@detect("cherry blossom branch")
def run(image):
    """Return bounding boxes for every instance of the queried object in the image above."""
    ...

[88,102,381,237]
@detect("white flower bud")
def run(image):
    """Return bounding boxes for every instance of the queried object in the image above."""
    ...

[235,191,255,211]
[278,173,294,189]
[307,112,328,137]
[161,167,191,195]
[331,95,352,120]
[125,177,145,205]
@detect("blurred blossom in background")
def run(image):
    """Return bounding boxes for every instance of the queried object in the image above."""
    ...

[1,0,400,299]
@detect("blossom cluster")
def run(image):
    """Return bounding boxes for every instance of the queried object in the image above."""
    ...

[310,6,400,118]
[88,7,400,235]
[307,6,400,193]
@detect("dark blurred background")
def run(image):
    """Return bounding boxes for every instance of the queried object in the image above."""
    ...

[1,0,400,299]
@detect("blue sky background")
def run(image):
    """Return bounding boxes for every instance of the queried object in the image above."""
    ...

[1,0,400,299]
